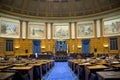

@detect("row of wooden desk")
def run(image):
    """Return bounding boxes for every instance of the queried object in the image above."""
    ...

[0,59,54,80]
[68,59,120,80]
[0,72,15,80]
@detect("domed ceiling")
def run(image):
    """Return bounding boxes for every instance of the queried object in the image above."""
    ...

[0,0,120,19]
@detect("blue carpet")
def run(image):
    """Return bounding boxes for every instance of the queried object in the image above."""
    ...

[42,62,78,80]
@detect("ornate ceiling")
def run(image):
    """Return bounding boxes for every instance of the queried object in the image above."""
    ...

[0,0,120,19]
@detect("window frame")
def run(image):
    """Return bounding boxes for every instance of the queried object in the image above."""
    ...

[109,37,119,51]
[5,39,14,52]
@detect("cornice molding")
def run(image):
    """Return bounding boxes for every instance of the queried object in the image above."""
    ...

[0,8,120,23]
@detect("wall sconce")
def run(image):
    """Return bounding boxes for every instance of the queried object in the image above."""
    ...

[15,46,20,50]
[103,44,108,48]
[41,46,45,49]
[78,45,82,49]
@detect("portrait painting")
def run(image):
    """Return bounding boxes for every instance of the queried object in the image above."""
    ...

[0,20,20,38]
[53,25,69,39]
[77,23,94,38]
[104,18,120,36]
[28,24,46,39]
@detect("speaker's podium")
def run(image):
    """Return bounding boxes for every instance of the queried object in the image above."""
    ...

[55,49,68,62]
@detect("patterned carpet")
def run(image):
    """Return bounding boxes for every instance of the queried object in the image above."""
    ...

[42,62,78,80]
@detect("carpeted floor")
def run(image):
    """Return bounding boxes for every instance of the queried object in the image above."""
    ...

[42,62,78,80]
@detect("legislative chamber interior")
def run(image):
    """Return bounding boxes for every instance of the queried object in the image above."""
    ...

[0,0,120,80]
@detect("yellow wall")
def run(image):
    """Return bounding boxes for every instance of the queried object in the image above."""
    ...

[0,36,120,57]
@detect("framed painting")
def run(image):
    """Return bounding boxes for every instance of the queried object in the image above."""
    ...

[77,22,94,38]
[53,24,69,39]
[103,18,120,36]
[28,23,46,39]
[0,19,20,38]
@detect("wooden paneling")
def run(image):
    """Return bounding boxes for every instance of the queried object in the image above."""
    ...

[0,36,120,57]
[0,38,5,56]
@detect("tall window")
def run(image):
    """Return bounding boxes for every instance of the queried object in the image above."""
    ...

[6,40,14,51]
[110,38,118,50]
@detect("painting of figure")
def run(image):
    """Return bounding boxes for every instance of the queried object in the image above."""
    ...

[77,23,94,38]
[104,18,120,36]
[28,24,46,39]
[53,25,69,39]
[0,20,19,38]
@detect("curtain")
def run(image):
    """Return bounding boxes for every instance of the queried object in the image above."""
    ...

[55,41,59,51]
[55,40,67,51]
[33,40,40,54]
[82,39,90,56]
[62,41,67,50]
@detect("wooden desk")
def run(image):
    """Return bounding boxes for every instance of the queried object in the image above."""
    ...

[0,66,9,70]
[13,63,27,67]
[50,60,54,68]
[85,65,108,80]
[96,60,107,65]
[112,64,120,68]
[68,60,74,70]
[77,63,92,80]
[86,65,108,70]
[0,63,11,66]
[41,62,48,74]
[29,63,42,80]
[0,72,15,80]
[72,61,79,73]
[97,71,120,80]
[10,66,33,80]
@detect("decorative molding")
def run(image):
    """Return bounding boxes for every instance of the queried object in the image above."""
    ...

[22,21,26,39]
[69,22,71,39]
[0,7,120,20]
[47,23,51,39]
[71,23,75,39]
[46,23,48,39]
[94,20,97,38]
[26,21,28,39]
[51,23,53,39]
[20,20,22,38]
[74,22,77,39]
[100,19,103,37]
[0,10,120,22]
[96,20,101,37]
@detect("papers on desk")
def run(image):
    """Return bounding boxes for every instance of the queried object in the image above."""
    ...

[111,61,119,64]
[106,73,115,76]
[83,62,92,65]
